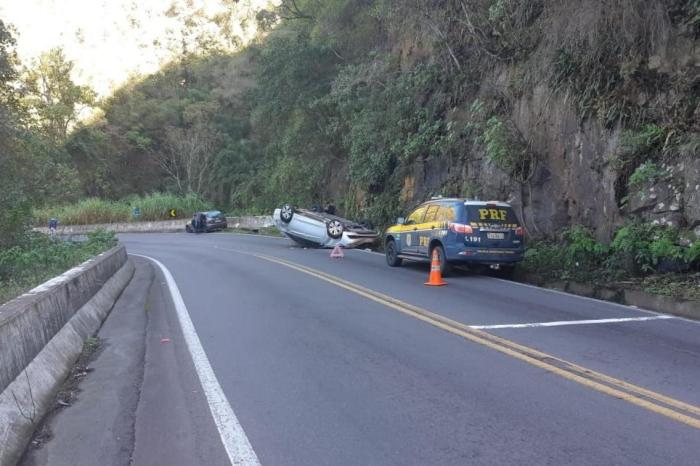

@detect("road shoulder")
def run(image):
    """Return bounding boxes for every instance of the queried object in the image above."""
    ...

[20,257,151,466]
[20,256,230,466]
[130,256,230,466]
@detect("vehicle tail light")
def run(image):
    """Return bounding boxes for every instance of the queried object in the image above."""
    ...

[449,223,473,234]
[515,226,524,236]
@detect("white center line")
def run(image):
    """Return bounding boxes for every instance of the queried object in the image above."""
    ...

[471,315,676,330]
[131,254,261,466]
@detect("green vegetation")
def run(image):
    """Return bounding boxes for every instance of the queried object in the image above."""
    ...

[627,161,665,190]
[620,124,669,157]
[616,124,669,171]
[33,199,130,226]
[33,193,212,226]
[639,273,700,302]
[523,228,610,282]
[0,20,83,249]
[523,224,700,285]
[0,26,119,302]
[614,123,676,206]
[83,336,100,352]
[0,230,117,304]
[611,224,700,273]
[22,48,96,144]
[19,0,690,234]
[1,2,699,302]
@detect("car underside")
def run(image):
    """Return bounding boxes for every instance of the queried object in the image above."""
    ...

[273,204,379,249]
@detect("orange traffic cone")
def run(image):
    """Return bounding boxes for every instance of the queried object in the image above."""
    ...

[425,249,447,286]
[330,244,344,259]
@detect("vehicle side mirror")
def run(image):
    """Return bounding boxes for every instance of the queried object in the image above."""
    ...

[397,217,405,225]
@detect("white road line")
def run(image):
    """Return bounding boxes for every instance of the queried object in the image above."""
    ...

[471,315,675,330]
[487,276,664,314]
[354,251,681,319]
[131,254,261,466]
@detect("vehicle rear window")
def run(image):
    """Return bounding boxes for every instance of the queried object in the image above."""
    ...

[423,205,440,222]
[436,205,457,222]
[466,205,519,226]
[407,206,427,224]
[206,211,222,218]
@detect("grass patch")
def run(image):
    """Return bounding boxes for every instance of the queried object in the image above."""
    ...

[33,198,130,226]
[638,273,700,301]
[33,192,213,226]
[0,230,117,305]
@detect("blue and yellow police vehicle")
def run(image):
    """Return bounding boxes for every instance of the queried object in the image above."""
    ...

[385,198,525,277]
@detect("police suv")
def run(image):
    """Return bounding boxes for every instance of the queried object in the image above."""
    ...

[385,198,525,277]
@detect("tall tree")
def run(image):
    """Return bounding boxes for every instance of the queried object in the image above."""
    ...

[0,19,20,135]
[0,20,31,247]
[159,123,221,195]
[21,48,95,143]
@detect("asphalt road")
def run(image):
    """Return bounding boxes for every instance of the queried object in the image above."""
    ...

[119,232,700,466]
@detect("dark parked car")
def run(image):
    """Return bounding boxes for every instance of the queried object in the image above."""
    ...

[185,211,228,233]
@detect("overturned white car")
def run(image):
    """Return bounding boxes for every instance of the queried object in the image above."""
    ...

[273,204,379,249]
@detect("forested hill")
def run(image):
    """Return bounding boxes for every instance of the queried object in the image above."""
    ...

[68,1,700,238]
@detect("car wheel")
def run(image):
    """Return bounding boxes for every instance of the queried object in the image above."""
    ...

[185,225,192,233]
[385,239,403,267]
[280,204,294,223]
[327,219,344,239]
[432,244,452,276]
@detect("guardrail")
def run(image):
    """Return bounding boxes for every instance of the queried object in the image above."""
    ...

[226,215,274,230]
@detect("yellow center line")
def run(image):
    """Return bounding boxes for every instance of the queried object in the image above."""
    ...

[217,246,700,429]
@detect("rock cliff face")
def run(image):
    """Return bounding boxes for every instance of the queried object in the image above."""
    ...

[391,0,699,241]
[64,0,697,240]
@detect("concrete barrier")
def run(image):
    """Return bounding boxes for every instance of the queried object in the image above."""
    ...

[32,216,275,235]
[515,271,699,321]
[0,245,134,466]
[34,219,184,235]
[226,215,274,230]
[623,289,700,321]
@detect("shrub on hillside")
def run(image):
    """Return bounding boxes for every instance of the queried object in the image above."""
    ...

[610,224,698,273]
[524,224,699,279]
[0,229,117,304]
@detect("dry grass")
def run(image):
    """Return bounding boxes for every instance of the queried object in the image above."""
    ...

[33,193,213,226]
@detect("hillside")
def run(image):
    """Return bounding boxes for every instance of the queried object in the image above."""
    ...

[66,0,700,241]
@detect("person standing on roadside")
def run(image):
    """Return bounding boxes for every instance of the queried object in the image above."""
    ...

[48,218,58,240]
[198,212,207,233]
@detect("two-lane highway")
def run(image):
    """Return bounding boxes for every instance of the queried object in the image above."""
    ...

[120,232,700,465]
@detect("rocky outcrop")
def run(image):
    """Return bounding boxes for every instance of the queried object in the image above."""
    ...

[625,152,700,230]
[396,0,699,241]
